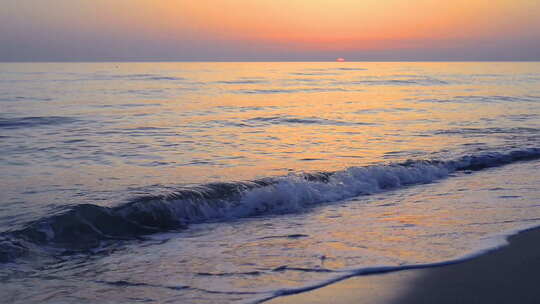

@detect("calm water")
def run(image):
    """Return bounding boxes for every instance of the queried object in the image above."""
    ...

[0,62,539,303]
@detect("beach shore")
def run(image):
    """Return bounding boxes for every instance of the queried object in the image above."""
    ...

[267,226,540,304]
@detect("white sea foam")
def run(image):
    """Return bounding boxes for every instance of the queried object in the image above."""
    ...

[117,148,540,226]
[254,222,540,304]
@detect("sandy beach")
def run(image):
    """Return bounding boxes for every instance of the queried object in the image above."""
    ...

[267,226,540,304]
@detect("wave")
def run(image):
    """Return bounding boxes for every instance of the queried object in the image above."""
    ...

[254,224,540,303]
[215,79,267,84]
[0,96,53,102]
[245,115,374,126]
[333,67,368,71]
[0,116,79,129]
[234,87,349,94]
[289,72,340,76]
[108,74,185,81]
[2,148,539,261]
[435,127,539,136]
[347,78,448,86]
[420,95,540,103]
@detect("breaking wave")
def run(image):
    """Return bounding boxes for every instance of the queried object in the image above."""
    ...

[2,148,539,261]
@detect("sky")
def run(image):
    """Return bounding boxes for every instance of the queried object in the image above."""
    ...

[1,0,539,61]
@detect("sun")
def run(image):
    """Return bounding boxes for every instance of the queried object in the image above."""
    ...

[336,57,346,62]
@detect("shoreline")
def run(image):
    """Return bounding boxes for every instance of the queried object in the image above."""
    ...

[265,225,540,304]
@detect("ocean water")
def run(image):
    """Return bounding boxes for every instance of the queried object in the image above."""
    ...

[0,62,539,303]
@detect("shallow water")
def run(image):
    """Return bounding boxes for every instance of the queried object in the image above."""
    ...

[0,62,539,303]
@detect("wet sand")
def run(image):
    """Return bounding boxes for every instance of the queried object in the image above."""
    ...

[267,226,540,304]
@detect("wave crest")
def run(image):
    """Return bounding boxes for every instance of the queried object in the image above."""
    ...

[3,148,539,261]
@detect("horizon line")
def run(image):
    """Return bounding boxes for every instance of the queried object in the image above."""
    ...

[2,59,540,63]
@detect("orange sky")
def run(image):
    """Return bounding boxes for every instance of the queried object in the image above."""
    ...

[148,0,540,49]
[1,0,539,60]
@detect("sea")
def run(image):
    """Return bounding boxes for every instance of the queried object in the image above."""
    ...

[0,62,539,303]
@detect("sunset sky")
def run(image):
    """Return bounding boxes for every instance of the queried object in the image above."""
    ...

[1,0,539,61]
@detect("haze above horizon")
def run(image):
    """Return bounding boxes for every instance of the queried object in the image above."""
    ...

[1,0,539,62]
